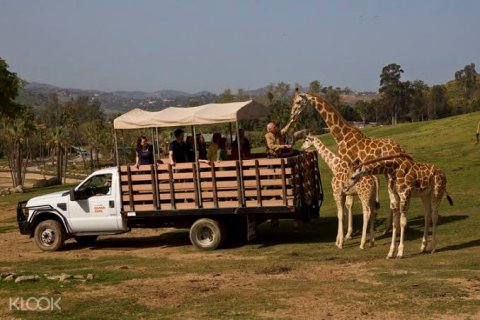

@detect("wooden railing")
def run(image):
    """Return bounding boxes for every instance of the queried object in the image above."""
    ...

[119,152,320,212]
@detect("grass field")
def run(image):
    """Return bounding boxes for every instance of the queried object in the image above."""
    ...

[0,112,479,319]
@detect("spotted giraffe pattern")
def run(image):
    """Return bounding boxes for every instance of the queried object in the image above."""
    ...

[346,155,453,258]
[284,89,413,235]
[302,134,379,249]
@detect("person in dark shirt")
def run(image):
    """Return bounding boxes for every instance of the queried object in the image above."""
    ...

[135,135,154,168]
[231,128,251,160]
[186,135,196,162]
[168,128,187,165]
[196,133,207,160]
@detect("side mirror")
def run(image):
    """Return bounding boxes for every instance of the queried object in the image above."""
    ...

[69,189,77,201]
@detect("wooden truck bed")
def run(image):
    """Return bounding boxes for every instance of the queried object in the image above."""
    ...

[119,151,322,215]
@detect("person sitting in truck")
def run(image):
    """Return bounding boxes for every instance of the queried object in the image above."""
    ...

[186,135,196,162]
[216,137,229,161]
[265,122,292,158]
[169,128,187,165]
[207,132,221,161]
[135,136,154,168]
[231,128,251,160]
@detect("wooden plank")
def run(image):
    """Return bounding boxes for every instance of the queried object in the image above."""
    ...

[192,162,200,208]
[121,184,157,192]
[198,168,292,179]
[150,164,159,210]
[157,172,195,180]
[211,163,219,208]
[120,174,153,182]
[255,160,262,206]
[201,189,292,199]
[158,182,195,191]
[123,204,154,211]
[126,165,134,211]
[242,158,284,166]
[168,164,176,209]
[236,161,243,206]
[281,160,287,206]
[200,179,291,189]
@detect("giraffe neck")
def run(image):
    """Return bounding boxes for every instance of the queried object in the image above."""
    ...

[356,153,413,170]
[359,155,411,176]
[305,93,366,146]
[309,136,341,174]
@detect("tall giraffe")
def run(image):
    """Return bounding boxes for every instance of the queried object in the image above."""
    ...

[345,154,453,258]
[302,134,380,249]
[285,89,411,228]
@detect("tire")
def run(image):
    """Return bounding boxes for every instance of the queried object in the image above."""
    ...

[189,218,225,250]
[34,220,65,252]
[75,235,98,246]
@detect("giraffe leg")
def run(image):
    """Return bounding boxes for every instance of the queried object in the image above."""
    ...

[359,201,371,250]
[369,198,377,248]
[383,177,396,235]
[420,197,431,253]
[334,193,345,249]
[345,195,354,240]
[387,209,399,259]
[397,195,410,259]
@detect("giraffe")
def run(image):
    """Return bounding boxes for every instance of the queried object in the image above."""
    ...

[345,154,453,258]
[284,89,412,232]
[302,133,380,249]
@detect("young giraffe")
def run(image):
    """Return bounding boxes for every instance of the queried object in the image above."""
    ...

[284,89,412,230]
[302,134,380,249]
[345,154,453,259]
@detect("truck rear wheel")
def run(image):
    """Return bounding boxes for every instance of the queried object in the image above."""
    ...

[34,220,65,252]
[189,218,225,250]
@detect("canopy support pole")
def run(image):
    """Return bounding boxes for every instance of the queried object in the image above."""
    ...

[193,126,202,208]
[236,120,245,206]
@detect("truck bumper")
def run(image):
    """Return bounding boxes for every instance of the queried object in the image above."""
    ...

[17,201,31,235]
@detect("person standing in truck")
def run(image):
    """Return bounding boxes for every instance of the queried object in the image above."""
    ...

[135,136,154,168]
[169,128,187,165]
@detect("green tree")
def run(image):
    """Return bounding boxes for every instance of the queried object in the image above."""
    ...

[217,89,234,103]
[455,63,477,99]
[2,108,35,187]
[407,80,429,121]
[47,126,70,182]
[379,63,404,125]
[0,57,21,118]
[428,85,451,119]
[307,80,321,95]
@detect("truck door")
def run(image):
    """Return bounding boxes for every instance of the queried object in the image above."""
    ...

[68,173,120,232]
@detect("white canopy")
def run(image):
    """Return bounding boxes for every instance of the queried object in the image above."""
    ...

[113,100,268,129]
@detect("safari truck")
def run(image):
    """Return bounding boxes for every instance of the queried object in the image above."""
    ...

[17,101,323,251]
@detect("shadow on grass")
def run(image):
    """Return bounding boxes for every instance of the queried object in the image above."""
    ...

[60,214,470,251]
[63,230,191,251]
[436,239,480,253]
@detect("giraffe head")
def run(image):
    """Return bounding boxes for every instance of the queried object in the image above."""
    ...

[288,88,309,122]
[344,166,365,192]
[301,134,315,151]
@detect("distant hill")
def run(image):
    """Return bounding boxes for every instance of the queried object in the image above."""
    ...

[16,81,381,116]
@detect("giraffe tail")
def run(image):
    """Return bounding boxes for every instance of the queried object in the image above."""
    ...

[445,191,453,206]
[374,176,380,210]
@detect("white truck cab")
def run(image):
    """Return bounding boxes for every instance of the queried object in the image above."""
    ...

[17,167,128,251]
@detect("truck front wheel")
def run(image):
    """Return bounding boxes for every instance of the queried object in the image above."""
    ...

[189,218,225,250]
[34,220,65,252]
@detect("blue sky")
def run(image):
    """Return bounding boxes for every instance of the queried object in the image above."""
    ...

[1,0,479,93]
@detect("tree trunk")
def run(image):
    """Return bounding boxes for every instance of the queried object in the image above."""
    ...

[64,149,68,184]
[15,140,23,187]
